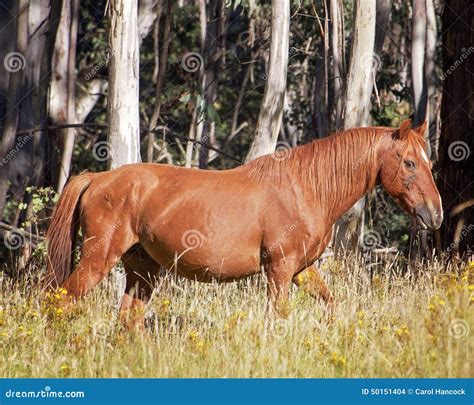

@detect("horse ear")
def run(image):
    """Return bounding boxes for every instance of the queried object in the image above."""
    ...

[397,119,412,139]
[414,120,428,135]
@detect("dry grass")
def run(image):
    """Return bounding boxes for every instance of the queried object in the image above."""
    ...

[0,258,472,378]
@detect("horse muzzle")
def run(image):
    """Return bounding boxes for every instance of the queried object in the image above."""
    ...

[415,204,443,230]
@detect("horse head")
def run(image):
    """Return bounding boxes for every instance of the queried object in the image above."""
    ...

[378,119,443,230]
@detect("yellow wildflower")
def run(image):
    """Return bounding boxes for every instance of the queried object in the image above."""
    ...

[60,364,70,375]
[330,352,347,368]
[395,325,409,338]
[188,330,199,341]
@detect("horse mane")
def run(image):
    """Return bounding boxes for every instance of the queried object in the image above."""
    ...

[246,127,398,205]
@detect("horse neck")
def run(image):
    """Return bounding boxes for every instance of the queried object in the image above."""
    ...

[290,130,387,225]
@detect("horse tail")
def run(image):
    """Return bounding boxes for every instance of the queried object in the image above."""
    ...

[45,172,96,288]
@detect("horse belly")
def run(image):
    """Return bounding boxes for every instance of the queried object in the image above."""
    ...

[175,262,260,283]
[141,236,261,282]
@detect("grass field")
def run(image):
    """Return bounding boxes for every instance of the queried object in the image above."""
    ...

[0,257,472,378]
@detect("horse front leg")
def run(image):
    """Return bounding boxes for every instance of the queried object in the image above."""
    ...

[119,246,161,331]
[265,259,295,318]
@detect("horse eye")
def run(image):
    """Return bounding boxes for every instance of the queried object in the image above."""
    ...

[404,160,416,169]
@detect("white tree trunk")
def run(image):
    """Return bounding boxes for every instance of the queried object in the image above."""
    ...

[334,0,376,253]
[329,0,344,131]
[245,0,290,162]
[50,0,79,193]
[73,1,158,135]
[107,0,141,301]
[411,0,428,127]
[108,0,141,169]
[185,0,206,168]
[425,0,437,150]
[138,0,159,41]
[343,0,377,129]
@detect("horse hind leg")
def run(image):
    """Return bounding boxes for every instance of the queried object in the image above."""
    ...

[119,245,162,331]
[60,220,137,302]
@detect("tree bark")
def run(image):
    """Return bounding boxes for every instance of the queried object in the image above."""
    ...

[245,0,290,162]
[0,0,29,217]
[3,0,59,220]
[438,0,474,256]
[108,0,141,169]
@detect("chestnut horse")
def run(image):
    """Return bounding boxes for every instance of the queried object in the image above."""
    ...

[46,119,443,328]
